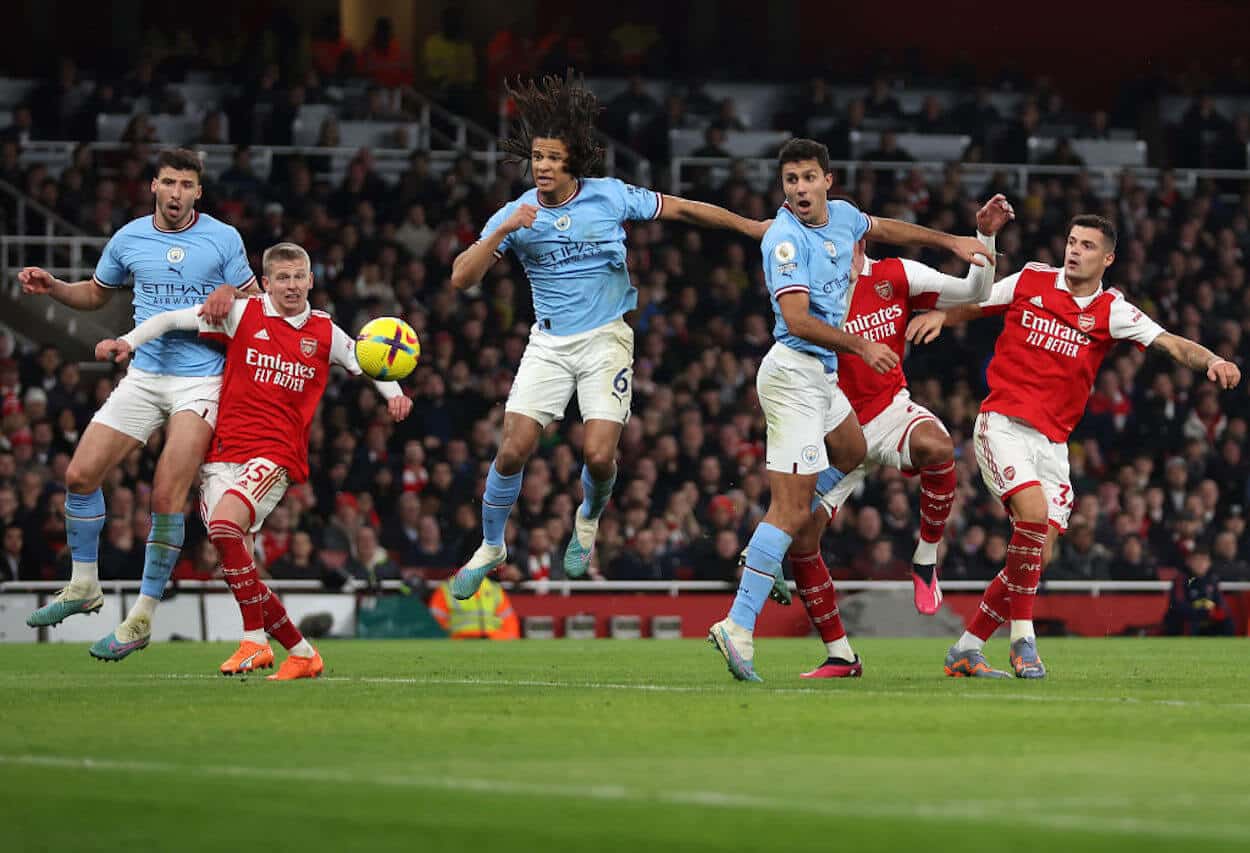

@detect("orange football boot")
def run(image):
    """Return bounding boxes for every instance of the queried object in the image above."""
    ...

[266,650,324,681]
[220,640,275,675]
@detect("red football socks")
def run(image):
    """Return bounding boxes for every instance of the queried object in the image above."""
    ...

[210,520,264,632]
[791,551,847,642]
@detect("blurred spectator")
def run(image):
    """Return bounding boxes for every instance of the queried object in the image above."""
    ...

[99,516,143,580]
[1048,516,1112,580]
[427,576,519,639]
[1,524,25,581]
[174,537,220,582]
[268,531,327,581]
[1109,534,1156,581]
[1164,547,1235,636]
[345,526,399,589]
[610,528,669,580]
[419,11,470,106]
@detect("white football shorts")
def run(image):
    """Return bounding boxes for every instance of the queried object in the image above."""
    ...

[757,342,855,476]
[91,367,220,444]
[506,318,634,427]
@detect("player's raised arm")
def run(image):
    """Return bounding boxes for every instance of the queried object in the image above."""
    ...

[19,267,114,311]
[867,217,993,268]
[1151,333,1241,389]
[658,195,770,240]
[451,203,538,291]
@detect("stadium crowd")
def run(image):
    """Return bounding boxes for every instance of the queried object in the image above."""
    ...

[2,33,1250,604]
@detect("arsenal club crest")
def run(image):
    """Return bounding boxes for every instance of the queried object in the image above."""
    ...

[875,280,894,300]
[300,337,317,357]
[1077,314,1095,333]
[1004,466,1016,481]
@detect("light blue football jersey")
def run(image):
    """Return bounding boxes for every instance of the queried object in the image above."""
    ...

[481,177,662,336]
[761,200,870,372]
[94,212,255,376]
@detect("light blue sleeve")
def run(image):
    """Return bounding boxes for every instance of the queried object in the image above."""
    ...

[761,223,810,300]
[615,179,663,222]
[92,232,129,288]
[480,200,519,256]
[830,199,871,241]
[220,227,256,287]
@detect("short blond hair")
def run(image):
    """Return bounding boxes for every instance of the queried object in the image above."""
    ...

[261,242,311,276]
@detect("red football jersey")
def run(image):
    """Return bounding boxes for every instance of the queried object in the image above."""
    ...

[979,264,1164,443]
[839,256,988,423]
[201,296,344,482]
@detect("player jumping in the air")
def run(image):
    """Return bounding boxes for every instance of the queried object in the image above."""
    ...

[95,243,412,678]
[918,215,1240,678]
[708,138,993,682]
[448,71,769,599]
[21,148,254,660]
[788,194,1014,679]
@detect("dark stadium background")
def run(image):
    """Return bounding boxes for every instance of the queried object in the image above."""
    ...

[1,0,1249,639]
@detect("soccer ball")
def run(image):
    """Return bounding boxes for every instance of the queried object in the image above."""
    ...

[354,317,420,381]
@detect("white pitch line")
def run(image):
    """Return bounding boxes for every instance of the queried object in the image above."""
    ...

[2,671,1249,712]
[0,753,1247,842]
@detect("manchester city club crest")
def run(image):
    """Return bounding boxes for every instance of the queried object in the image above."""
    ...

[823,240,837,258]
[300,337,317,357]
[553,214,572,232]
[1078,313,1095,333]
[875,280,894,300]
[801,445,821,466]
[166,247,185,264]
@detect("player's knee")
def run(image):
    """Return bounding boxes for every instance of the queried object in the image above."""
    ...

[583,445,617,479]
[64,459,101,494]
[494,445,527,476]
[150,484,188,514]
[910,431,953,468]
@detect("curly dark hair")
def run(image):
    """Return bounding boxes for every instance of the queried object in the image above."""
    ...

[500,70,605,179]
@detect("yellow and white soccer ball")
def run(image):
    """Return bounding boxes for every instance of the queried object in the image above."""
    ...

[354,317,421,381]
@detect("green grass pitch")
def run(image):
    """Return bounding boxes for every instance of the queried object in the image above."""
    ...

[1,637,1248,852]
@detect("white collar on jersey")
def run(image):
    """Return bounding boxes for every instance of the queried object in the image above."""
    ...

[261,293,312,328]
[1054,267,1104,299]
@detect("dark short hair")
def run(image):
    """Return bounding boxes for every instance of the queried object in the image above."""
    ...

[1068,214,1117,250]
[778,138,830,174]
[154,148,203,179]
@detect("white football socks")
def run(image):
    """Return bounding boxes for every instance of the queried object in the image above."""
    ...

[955,631,984,652]
[289,639,315,658]
[127,594,158,622]
[243,629,267,645]
[1009,620,1035,642]
[70,561,99,588]
[826,636,855,661]
[912,538,939,567]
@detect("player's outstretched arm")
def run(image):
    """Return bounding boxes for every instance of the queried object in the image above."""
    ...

[18,267,114,311]
[905,304,986,344]
[1151,333,1241,389]
[96,307,203,363]
[451,204,538,291]
[659,195,769,240]
[778,292,899,373]
[867,218,992,268]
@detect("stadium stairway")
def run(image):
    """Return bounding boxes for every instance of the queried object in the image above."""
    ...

[0,180,128,359]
